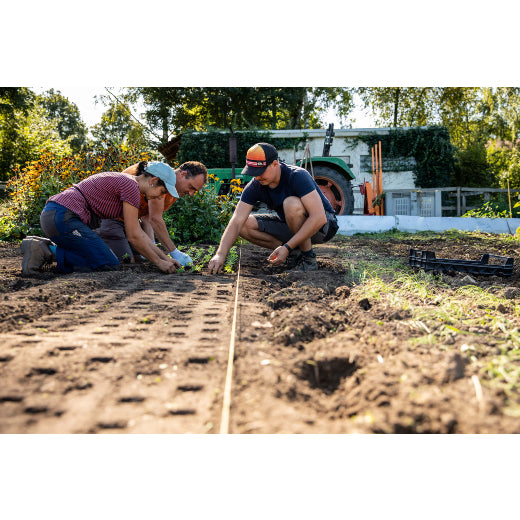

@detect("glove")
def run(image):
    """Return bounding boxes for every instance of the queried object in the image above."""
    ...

[169,248,193,267]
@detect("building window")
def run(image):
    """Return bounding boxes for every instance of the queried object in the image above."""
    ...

[360,155,372,172]
[360,155,416,172]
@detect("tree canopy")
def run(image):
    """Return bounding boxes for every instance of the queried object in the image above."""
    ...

[2,86,520,188]
[0,88,88,181]
[37,89,87,152]
[90,100,148,150]
[123,87,355,145]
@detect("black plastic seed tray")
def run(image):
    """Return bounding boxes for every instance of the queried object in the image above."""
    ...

[409,249,514,277]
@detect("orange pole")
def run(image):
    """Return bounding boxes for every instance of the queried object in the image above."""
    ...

[371,146,377,215]
[378,141,384,215]
[371,146,376,193]
[374,145,380,215]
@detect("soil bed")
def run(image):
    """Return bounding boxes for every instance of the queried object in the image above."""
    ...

[1,231,520,433]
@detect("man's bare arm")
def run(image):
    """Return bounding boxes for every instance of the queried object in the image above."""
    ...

[207,201,253,274]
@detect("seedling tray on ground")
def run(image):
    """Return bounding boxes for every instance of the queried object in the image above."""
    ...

[409,249,514,277]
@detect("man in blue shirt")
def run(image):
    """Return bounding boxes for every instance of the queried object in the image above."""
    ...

[208,142,338,274]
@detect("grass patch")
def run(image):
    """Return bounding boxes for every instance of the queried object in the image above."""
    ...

[338,231,520,411]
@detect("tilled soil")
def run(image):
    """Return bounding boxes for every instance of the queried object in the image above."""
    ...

[1,233,520,433]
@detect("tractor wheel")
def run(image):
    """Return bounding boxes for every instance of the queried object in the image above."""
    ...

[311,166,354,215]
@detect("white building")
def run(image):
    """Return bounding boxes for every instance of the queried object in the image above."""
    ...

[270,128,416,215]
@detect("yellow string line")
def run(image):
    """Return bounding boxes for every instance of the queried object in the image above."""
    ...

[219,247,241,434]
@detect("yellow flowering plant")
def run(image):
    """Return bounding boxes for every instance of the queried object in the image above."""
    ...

[1,143,151,240]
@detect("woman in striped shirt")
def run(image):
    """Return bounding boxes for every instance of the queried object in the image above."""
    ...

[37,162,181,274]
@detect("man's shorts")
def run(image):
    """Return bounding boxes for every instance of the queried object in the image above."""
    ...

[95,219,134,260]
[254,211,339,244]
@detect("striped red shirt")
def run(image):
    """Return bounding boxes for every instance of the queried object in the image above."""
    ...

[48,172,141,226]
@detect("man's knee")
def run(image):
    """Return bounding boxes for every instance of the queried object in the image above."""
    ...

[239,215,259,239]
[284,196,306,219]
[98,219,126,240]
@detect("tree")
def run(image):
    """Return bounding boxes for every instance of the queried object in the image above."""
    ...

[487,141,520,189]
[452,143,494,187]
[434,87,483,149]
[90,102,149,149]
[0,88,35,181]
[478,87,520,143]
[0,89,72,181]
[357,87,436,127]
[124,87,355,145]
[37,89,87,152]
[0,87,34,116]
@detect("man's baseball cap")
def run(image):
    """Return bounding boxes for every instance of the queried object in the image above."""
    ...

[242,143,278,177]
[144,161,178,197]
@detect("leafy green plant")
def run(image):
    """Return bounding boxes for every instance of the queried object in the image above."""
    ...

[223,246,238,273]
[172,244,238,274]
[164,176,242,244]
[463,201,515,219]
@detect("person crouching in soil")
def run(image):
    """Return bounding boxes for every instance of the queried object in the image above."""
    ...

[96,160,207,267]
[21,162,182,275]
[207,142,339,275]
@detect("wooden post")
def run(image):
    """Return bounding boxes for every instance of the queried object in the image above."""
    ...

[456,187,461,216]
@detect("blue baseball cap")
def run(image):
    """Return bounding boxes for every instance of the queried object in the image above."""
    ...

[145,161,178,197]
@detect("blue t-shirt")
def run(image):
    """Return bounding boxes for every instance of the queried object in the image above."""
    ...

[240,162,335,221]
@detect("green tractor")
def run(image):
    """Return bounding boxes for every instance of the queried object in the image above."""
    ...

[208,124,355,215]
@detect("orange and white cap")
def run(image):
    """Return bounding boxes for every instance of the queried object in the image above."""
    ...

[242,143,278,177]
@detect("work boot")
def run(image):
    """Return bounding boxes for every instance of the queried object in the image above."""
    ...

[290,250,318,272]
[21,236,54,275]
[285,247,302,268]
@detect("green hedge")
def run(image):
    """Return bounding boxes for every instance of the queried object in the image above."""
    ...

[354,126,456,188]
[175,129,306,169]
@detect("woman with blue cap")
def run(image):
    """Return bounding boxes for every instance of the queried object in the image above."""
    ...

[21,161,182,275]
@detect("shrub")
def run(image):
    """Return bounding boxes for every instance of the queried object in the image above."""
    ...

[453,143,494,187]
[463,200,519,219]
[164,174,242,244]
[0,143,151,240]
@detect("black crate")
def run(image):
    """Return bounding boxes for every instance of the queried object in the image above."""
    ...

[409,249,514,277]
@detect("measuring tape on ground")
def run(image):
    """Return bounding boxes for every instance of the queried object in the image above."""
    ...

[219,246,241,434]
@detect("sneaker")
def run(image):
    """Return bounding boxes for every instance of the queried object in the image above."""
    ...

[21,236,54,275]
[290,250,318,272]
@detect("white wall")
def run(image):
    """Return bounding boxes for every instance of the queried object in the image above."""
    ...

[336,216,520,236]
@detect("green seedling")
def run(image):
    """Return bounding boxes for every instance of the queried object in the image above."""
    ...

[223,246,238,273]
